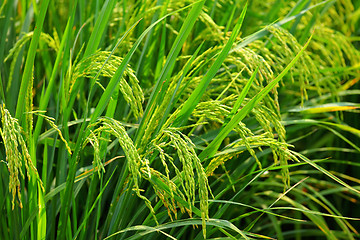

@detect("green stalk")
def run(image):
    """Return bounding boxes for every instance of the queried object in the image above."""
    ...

[9,1,50,239]
[15,0,50,121]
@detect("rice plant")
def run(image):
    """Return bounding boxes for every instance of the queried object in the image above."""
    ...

[0,0,359,239]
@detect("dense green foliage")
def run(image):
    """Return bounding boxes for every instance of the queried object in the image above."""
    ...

[1,0,360,239]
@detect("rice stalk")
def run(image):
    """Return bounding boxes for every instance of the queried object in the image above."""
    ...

[88,117,157,223]
[0,104,43,209]
[68,50,144,119]
[149,127,211,236]
[34,112,72,155]
[4,31,59,91]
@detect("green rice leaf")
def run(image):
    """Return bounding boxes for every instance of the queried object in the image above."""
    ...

[172,3,248,128]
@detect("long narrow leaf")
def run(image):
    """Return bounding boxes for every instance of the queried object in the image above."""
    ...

[135,0,205,145]
[15,0,50,121]
[172,3,248,127]
[199,34,313,161]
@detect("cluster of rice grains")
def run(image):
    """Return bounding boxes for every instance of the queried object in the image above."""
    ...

[0,105,43,209]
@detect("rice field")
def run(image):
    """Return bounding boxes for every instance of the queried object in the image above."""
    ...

[0,0,360,239]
